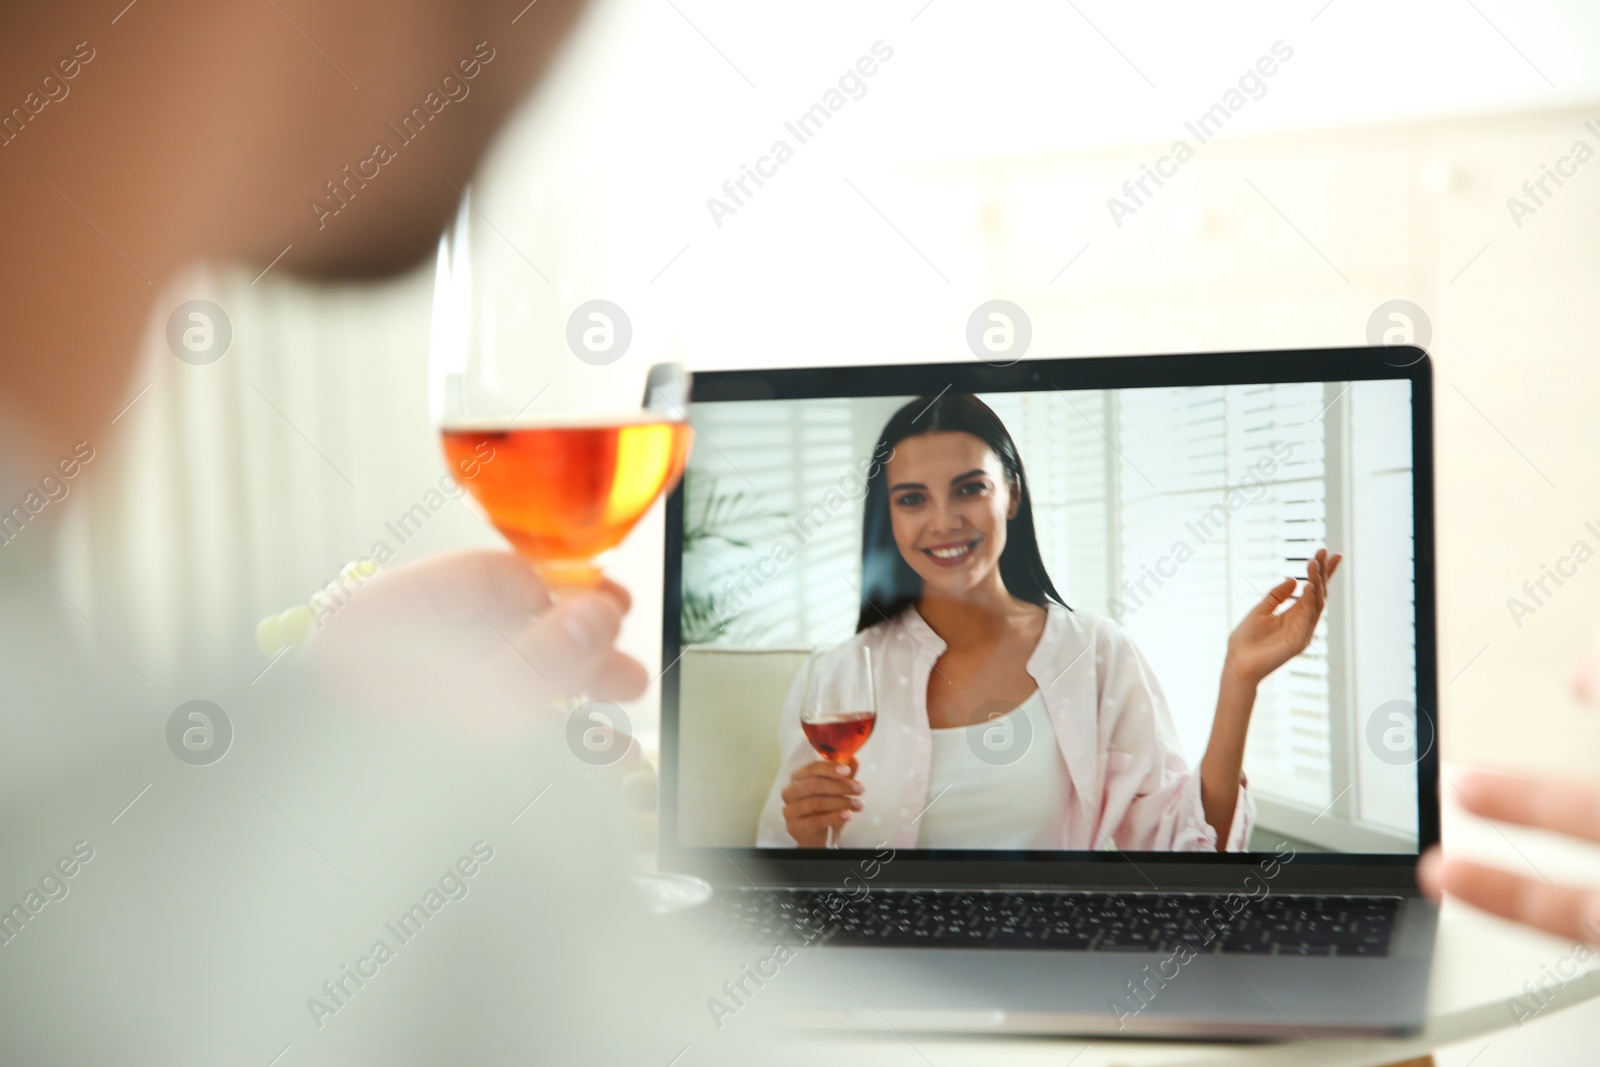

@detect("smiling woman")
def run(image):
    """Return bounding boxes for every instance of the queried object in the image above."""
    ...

[857,394,1065,632]
[756,393,1343,852]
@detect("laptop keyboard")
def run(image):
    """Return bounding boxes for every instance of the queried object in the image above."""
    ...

[707,889,1400,957]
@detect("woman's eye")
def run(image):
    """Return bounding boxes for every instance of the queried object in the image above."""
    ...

[894,492,924,507]
[958,481,988,496]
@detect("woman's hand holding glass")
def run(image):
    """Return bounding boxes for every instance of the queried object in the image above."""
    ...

[1224,548,1343,685]
[782,758,866,848]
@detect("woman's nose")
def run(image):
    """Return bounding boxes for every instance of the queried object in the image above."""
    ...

[926,502,966,535]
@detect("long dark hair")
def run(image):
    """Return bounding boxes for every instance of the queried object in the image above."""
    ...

[856,394,1068,632]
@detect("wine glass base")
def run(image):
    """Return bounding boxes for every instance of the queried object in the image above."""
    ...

[633,871,713,915]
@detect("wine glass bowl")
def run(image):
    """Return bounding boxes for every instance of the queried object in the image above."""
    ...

[799,712,877,764]
[429,194,691,594]
[440,417,692,590]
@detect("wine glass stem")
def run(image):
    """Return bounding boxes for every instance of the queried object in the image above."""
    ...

[539,560,606,592]
[537,562,604,711]
[826,824,836,849]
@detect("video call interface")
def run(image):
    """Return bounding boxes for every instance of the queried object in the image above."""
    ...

[672,379,1421,856]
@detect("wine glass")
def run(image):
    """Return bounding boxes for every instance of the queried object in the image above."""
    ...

[799,645,879,849]
[430,192,705,908]
[429,194,692,596]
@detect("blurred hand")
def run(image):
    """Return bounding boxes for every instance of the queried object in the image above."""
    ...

[1420,771,1600,941]
[307,549,648,724]
[1419,618,1600,937]
[1225,548,1342,686]
[782,759,864,847]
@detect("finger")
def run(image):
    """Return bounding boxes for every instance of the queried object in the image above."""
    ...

[1254,576,1299,616]
[1310,551,1342,591]
[1432,856,1600,944]
[1573,654,1600,705]
[1571,621,1600,705]
[781,775,863,803]
[1302,553,1324,602]
[795,760,861,783]
[1302,559,1327,615]
[1287,554,1330,620]
[1451,770,1600,844]
[791,811,852,835]
[595,577,633,614]
[786,764,858,797]
[428,549,555,619]
[784,771,864,806]
[585,650,649,702]
[1417,846,1444,902]
[791,824,847,848]
[786,795,863,819]
[516,593,626,698]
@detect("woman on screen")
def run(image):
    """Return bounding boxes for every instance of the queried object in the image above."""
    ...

[755,394,1341,851]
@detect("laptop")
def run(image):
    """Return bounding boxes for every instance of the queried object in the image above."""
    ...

[657,345,1439,1038]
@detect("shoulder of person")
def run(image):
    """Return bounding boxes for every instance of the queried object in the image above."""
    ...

[1039,603,1144,670]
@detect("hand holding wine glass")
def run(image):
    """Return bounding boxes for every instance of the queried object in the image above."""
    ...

[781,758,866,849]
[784,646,878,848]
[306,549,648,729]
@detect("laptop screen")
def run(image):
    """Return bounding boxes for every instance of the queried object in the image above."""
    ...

[662,353,1432,868]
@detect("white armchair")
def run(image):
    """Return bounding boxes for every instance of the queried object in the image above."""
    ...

[674,645,809,848]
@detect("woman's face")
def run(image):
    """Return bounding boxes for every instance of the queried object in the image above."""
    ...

[884,431,1018,598]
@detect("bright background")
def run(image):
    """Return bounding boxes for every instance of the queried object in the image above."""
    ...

[45,1,1600,1052]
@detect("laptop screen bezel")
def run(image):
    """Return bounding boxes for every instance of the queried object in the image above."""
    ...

[657,346,1438,891]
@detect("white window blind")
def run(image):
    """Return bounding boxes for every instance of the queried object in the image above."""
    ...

[681,397,898,648]
[1006,384,1337,812]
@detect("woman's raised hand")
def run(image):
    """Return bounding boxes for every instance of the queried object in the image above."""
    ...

[1224,548,1342,686]
[782,759,865,848]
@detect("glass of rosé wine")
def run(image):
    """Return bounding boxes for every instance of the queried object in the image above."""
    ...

[429,196,692,598]
[799,645,878,849]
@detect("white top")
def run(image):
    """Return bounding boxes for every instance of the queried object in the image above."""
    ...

[917,689,1070,849]
[755,603,1253,851]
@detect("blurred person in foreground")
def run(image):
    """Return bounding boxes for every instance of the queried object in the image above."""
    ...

[1421,629,1600,948]
[0,4,785,1063]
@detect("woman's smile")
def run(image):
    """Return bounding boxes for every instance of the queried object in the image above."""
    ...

[921,537,981,566]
